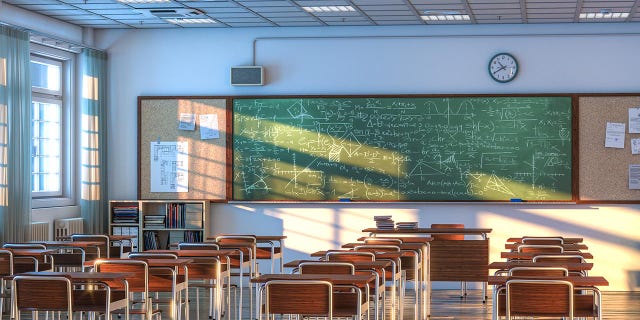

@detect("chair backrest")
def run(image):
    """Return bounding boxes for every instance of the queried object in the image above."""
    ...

[353,245,400,254]
[522,237,564,245]
[431,223,465,240]
[506,279,574,319]
[299,262,355,275]
[13,275,73,313]
[532,255,586,263]
[185,257,220,281]
[517,244,564,254]
[362,238,402,245]
[177,242,220,250]
[0,249,13,276]
[508,266,569,277]
[128,253,178,260]
[325,251,375,262]
[94,259,149,294]
[71,234,110,259]
[264,280,333,317]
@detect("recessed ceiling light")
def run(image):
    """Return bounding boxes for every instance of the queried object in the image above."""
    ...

[165,18,217,24]
[579,9,629,19]
[118,0,171,3]
[421,14,470,21]
[302,6,355,13]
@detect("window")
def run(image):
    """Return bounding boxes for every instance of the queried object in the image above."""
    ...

[30,44,75,208]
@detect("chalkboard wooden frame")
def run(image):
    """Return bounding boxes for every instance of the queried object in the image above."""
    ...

[138,96,232,202]
[231,94,578,202]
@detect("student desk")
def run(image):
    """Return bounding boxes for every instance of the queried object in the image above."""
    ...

[487,261,594,274]
[504,242,588,251]
[206,235,287,273]
[506,237,584,244]
[251,273,375,320]
[501,251,594,260]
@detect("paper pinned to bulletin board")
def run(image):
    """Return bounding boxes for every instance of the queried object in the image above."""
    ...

[139,97,229,201]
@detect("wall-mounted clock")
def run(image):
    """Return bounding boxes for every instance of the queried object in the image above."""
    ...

[488,53,518,83]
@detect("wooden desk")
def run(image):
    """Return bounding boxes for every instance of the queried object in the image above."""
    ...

[206,235,287,273]
[488,261,594,273]
[362,227,492,239]
[504,242,588,251]
[284,259,391,270]
[501,251,594,260]
[506,237,584,244]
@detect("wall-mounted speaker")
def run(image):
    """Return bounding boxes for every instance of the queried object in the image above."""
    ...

[230,66,264,86]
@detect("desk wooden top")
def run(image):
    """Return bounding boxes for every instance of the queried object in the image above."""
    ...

[488,261,594,271]
[363,227,492,235]
[356,236,432,243]
[146,249,239,258]
[311,250,405,259]
[85,257,193,268]
[108,235,137,241]
[504,243,588,251]
[487,275,608,286]
[29,240,104,248]
[284,259,391,269]
[6,249,56,256]
[341,242,426,251]
[205,235,287,242]
[251,273,376,286]
[501,251,593,260]
[506,237,584,244]
[16,271,132,282]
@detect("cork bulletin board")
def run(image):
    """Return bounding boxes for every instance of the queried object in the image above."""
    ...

[579,95,640,202]
[138,97,229,201]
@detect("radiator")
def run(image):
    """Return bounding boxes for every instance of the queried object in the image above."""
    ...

[54,217,84,239]
[30,221,50,241]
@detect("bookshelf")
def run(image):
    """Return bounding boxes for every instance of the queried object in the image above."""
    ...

[109,200,210,251]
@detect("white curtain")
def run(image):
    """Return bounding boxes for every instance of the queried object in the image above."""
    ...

[0,25,32,242]
[80,48,108,234]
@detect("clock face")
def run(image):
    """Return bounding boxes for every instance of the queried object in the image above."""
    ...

[489,53,518,83]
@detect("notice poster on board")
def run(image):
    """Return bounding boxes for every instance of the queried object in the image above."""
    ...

[150,141,189,192]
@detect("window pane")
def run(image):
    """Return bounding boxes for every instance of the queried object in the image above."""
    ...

[31,60,61,92]
[31,100,61,194]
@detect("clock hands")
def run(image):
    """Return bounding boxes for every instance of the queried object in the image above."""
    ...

[492,65,507,75]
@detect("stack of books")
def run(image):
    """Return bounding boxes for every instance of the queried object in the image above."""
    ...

[143,215,165,228]
[112,206,139,224]
[374,215,394,230]
[396,221,418,230]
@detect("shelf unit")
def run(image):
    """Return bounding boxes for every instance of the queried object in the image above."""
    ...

[109,200,209,251]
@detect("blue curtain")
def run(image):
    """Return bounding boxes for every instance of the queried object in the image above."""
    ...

[80,48,108,234]
[0,25,32,242]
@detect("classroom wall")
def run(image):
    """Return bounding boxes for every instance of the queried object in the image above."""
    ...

[95,23,640,290]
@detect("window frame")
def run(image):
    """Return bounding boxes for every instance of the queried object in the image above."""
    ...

[30,43,76,209]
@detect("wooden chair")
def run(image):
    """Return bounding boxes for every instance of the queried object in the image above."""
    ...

[431,223,468,297]
[298,262,369,319]
[213,235,257,320]
[516,244,564,254]
[260,280,333,319]
[12,275,75,319]
[177,242,237,320]
[522,236,565,245]
[508,266,569,277]
[71,234,110,259]
[505,279,574,319]
[533,254,589,275]
[94,259,162,320]
[1,244,53,271]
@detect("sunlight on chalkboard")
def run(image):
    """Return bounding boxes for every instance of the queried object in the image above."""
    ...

[468,171,572,201]
[235,113,405,178]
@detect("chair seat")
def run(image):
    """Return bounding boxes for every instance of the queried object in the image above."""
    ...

[73,289,128,311]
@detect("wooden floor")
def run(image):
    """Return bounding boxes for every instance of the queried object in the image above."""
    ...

[4,289,640,319]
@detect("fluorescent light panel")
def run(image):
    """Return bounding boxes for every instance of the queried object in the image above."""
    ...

[579,12,629,19]
[303,6,355,13]
[165,18,217,24]
[421,14,470,21]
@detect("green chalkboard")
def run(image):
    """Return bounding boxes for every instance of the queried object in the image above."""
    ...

[233,96,573,201]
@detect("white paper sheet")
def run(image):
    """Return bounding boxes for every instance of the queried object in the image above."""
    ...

[178,113,196,131]
[632,139,640,155]
[605,122,626,148]
[199,114,220,139]
[629,107,640,133]
[150,141,189,192]
[629,164,640,189]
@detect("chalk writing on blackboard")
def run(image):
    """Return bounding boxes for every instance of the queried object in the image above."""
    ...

[233,97,573,201]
